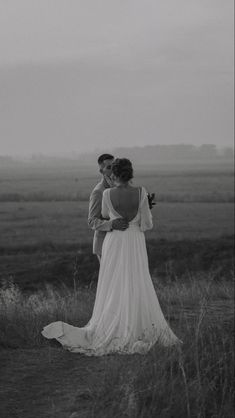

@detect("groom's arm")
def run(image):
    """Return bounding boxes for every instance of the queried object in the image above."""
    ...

[88,189,113,231]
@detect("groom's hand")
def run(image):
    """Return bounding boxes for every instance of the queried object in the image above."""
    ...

[112,218,129,231]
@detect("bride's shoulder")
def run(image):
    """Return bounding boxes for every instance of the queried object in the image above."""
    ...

[128,185,146,196]
[128,184,142,191]
[135,185,147,194]
[103,188,110,197]
[139,186,148,202]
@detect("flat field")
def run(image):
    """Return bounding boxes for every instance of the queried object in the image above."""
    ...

[0,162,234,245]
[0,162,234,203]
[0,201,234,247]
[0,163,234,417]
[0,163,234,291]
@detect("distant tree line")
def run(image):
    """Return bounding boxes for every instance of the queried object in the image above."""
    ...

[0,144,233,166]
[77,144,234,165]
[108,144,233,164]
[0,155,14,164]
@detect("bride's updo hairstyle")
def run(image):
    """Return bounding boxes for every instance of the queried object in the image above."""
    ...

[111,158,133,182]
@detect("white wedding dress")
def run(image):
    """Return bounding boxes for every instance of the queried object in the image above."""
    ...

[42,187,180,355]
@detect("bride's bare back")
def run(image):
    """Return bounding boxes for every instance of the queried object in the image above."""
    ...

[109,186,141,222]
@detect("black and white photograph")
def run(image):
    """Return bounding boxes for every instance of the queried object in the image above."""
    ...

[0,1,234,417]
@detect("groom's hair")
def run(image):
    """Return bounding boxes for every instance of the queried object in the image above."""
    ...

[97,154,114,165]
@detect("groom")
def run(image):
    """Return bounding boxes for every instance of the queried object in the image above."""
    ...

[88,154,129,262]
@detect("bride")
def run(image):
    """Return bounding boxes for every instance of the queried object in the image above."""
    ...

[42,158,181,355]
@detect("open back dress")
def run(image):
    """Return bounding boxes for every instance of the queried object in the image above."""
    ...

[42,187,180,355]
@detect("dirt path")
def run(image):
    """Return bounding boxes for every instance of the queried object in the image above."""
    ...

[0,347,110,418]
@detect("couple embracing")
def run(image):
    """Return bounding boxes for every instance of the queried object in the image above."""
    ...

[42,155,181,355]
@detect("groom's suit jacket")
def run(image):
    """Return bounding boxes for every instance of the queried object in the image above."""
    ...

[88,178,113,256]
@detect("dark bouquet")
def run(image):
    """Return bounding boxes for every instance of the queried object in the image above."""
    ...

[147,192,156,210]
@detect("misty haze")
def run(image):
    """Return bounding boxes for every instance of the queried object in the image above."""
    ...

[0,1,234,417]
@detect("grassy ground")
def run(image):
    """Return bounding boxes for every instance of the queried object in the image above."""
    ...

[0,277,234,417]
[0,165,234,416]
[0,201,234,247]
[0,236,234,292]
[0,164,233,203]
[1,195,233,293]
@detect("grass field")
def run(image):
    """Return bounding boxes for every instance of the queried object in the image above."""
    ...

[0,164,234,292]
[0,163,234,417]
[0,163,234,203]
[0,277,234,417]
[0,201,234,248]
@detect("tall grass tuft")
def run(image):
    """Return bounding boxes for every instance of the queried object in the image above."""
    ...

[0,280,95,348]
[0,275,233,417]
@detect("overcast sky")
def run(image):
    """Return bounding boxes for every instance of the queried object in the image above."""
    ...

[0,0,233,155]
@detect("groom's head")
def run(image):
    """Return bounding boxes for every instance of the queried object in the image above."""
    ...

[98,154,114,177]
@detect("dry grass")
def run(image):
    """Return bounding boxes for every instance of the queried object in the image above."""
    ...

[0,276,234,417]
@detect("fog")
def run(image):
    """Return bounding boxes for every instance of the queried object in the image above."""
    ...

[0,0,233,155]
